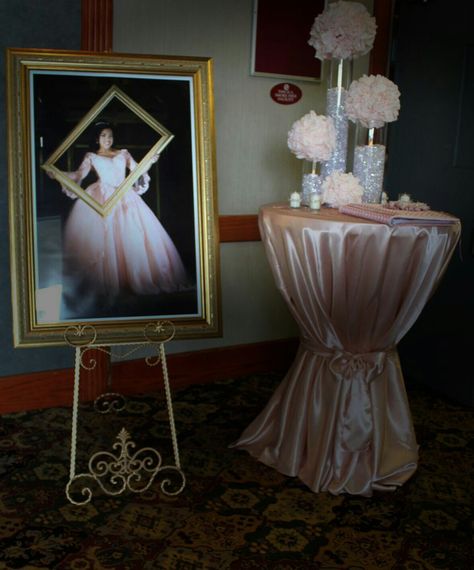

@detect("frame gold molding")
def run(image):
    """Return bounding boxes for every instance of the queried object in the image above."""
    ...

[7,48,221,347]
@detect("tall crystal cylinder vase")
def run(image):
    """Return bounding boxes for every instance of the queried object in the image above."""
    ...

[353,128,386,203]
[321,58,353,179]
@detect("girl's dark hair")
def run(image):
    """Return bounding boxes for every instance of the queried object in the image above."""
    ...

[91,120,114,149]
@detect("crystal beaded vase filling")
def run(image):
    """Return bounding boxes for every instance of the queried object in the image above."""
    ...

[321,58,353,179]
[302,172,322,205]
[353,143,385,203]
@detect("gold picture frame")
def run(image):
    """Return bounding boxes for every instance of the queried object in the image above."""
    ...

[7,48,221,347]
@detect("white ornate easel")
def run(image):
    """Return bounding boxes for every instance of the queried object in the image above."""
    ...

[64,321,185,505]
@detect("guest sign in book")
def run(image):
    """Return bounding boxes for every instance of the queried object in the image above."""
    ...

[339,203,460,226]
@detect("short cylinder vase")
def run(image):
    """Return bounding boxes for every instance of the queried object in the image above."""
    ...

[353,144,385,203]
[302,173,322,205]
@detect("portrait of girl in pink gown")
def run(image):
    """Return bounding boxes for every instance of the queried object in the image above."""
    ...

[49,121,189,317]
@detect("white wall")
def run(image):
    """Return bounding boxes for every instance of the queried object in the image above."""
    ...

[113,0,371,355]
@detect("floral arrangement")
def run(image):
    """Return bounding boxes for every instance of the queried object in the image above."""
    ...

[308,1,376,61]
[345,75,401,128]
[287,111,336,163]
[321,171,364,207]
[386,200,430,211]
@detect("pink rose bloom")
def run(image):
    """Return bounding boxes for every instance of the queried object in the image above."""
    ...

[345,75,401,128]
[322,171,364,207]
[287,111,336,163]
[308,1,376,60]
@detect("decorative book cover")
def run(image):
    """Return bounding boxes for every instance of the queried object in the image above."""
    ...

[339,204,460,226]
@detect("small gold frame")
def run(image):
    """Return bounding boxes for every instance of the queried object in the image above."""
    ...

[41,85,174,217]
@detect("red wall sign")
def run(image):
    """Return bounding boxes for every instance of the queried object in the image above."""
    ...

[253,0,324,80]
[270,83,302,105]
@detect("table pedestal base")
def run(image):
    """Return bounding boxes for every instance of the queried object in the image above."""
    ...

[233,344,418,496]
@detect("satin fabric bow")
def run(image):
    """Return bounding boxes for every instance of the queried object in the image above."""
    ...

[301,338,389,453]
[329,350,387,452]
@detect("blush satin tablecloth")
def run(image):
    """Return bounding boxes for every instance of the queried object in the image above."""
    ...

[232,203,461,496]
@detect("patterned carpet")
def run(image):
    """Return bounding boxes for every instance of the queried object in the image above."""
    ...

[0,373,472,569]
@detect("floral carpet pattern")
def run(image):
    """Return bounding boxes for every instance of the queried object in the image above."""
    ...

[0,374,472,569]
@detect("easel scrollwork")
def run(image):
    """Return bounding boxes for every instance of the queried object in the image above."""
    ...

[64,321,185,505]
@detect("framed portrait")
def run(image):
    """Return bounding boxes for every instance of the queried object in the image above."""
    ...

[250,0,325,82]
[6,48,221,347]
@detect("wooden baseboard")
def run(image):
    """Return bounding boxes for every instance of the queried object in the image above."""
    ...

[219,215,260,242]
[0,338,298,414]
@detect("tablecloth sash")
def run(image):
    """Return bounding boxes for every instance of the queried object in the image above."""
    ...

[301,337,396,453]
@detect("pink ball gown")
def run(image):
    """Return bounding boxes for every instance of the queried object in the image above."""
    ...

[61,149,187,297]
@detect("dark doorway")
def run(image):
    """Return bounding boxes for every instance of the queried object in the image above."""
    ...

[386,0,474,405]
